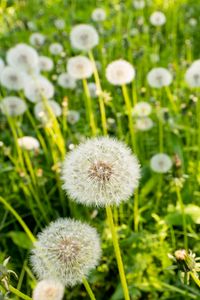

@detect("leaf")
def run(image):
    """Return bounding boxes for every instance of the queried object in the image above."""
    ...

[8,231,32,249]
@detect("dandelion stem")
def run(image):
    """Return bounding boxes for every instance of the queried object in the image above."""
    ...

[175,186,188,249]
[106,206,130,300]
[0,196,36,244]
[9,285,32,300]
[189,272,200,288]
[82,277,96,300]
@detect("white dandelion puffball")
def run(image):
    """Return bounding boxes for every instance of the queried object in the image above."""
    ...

[135,117,153,131]
[0,58,5,73]
[18,136,40,151]
[24,76,54,102]
[67,56,93,79]
[31,218,101,286]
[33,279,64,300]
[185,62,200,87]
[88,82,98,98]
[150,153,172,173]
[147,67,172,88]
[67,110,80,125]
[91,8,106,22]
[7,43,39,74]
[62,137,140,206]
[0,96,27,116]
[0,66,25,90]
[57,73,76,89]
[34,100,62,123]
[39,56,54,72]
[54,19,65,29]
[106,59,135,86]
[70,24,99,51]
[133,0,145,10]
[49,43,63,55]
[133,101,152,117]
[150,11,166,26]
[29,33,46,47]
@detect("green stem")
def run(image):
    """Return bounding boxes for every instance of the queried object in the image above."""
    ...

[0,196,36,243]
[9,285,32,300]
[82,277,96,300]
[175,186,188,249]
[106,206,130,300]
[190,272,200,288]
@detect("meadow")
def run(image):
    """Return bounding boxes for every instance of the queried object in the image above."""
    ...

[0,0,200,299]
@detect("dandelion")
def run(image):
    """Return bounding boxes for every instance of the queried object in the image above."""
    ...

[17,136,40,150]
[88,82,98,98]
[91,8,106,22]
[132,101,152,117]
[54,19,65,30]
[49,43,63,55]
[135,117,153,131]
[7,43,39,74]
[67,110,80,125]
[24,76,54,102]
[38,56,54,72]
[34,100,62,123]
[30,218,101,286]
[29,33,46,47]
[0,66,25,91]
[150,153,172,173]
[0,96,27,116]
[147,67,172,88]
[67,56,93,79]
[62,137,140,206]
[0,58,5,73]
[185,62,200,87]
[189,18,197,27]
[106,59,135,86]
[150,11,166,26]
[133,0,145,10]
[57,73,76,89]
[70,24,99,51]
[32,279,64,300]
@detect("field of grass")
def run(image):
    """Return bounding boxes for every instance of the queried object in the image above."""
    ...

[0,0,200,299]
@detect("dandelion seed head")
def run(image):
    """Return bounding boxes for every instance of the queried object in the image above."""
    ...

[67,56,93,79]
[33,279,64,300]
[67,110,80,125]
[70,24,99,51]
[62,137,140,206]
[34,100,62,123]
[150,153,172,173]
[135,117,153,131]
[106,59,135,86]
[30,218,101,287]
[24,76,54,102]
[54,19,65,30]
[133,101,152,117]
[91,8,106,22]
[0,66,25,91]
[39,56,54,72]
[0,96,27,116]
[57,73,76,89]
[150,11,166,26]
[49,43,63,55]
[185,62,200,87]
[147,67,172,88]
[133,0,145,10]
[18,136,40,150]
[30,33,46,47]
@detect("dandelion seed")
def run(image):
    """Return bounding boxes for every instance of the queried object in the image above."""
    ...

[133,101,152,117]
[150,11,166,26]
[57,73,76,89]
[67,56,93,79]
[0,96,27,116]
[62,137,140,206]
[150,153,172,173]
[30,218,101,287]
[91,8,106,22]
[147,67,172,88]
[24,76,54,102]
[18,136,40,150]
[106,59,135,86]
[30,33,46,47]
[33,279,64,300]
[49,43,63,55]
[70,24,99,51]
[39,56,54,72]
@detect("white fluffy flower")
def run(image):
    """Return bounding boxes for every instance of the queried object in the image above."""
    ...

[54,19,65,29]
[185,62,200,87]
[150,153,172,173]
[91,8,106,22]
[24,76,54,102]
[33,279,64,300]
[18,136,40,150]
[39,56,54,72]
[49,43,63,55]
[29,33,46,47]
[133,0,145,10]
[67,110,80,125]
[0,58,5,73]
[34,100,61,123]
[0,96,27,116]
[88,82,98,98]
[106,59,135,85]
[150,11,166,26]
[57,73,76,89]
[133,101,152,117]
[62,137,140,206]
[0,66,25,90]
[70,24,99,51]
[31,218,101,287]
[147,67,172,88]
[67,56,93,79]
[7,43,39,74]
[135,117,153,131]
